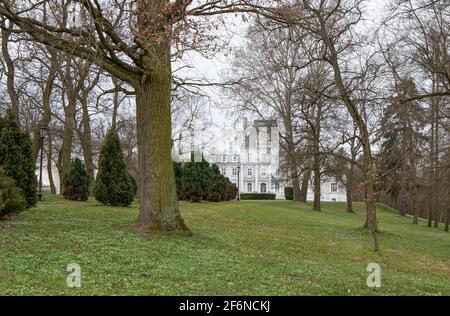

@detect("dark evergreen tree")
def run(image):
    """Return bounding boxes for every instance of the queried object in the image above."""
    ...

[208,164,229,202]
[63,158,90,201]
[0,168,27,219]
[94,130,134,206]
[174,161,234,203]
[174,162,185,200]
[0,111,37,208]
[182,161,209,202]
[376,78,425,220]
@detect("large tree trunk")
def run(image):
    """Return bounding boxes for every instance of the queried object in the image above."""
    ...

[1,21,19,120]
[135,51,187,231]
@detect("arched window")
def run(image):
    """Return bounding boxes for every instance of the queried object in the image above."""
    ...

[247,183,252,192]
[260,183,267,193]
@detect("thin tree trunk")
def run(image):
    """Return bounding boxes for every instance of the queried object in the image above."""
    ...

[47,134,56,195]
[346,156,355,213]
[312,104,322,212]
[299,167,310,203]
[79,97,95,195]
[32,50,58,163]
[78,73,99,196]
[312,140,321,211]
[1,21,19,120]
[111,78,121,130]
[445,208,449,232]
[135,46,187,231]
[59,93,76,195]
[322,32,379,251]
[433,98,440,228]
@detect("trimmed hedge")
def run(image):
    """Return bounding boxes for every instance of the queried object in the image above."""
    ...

[284,187,293,200]
[240,193,276,200]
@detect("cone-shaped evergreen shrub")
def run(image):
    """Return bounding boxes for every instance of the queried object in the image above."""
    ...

[0,168,27,219]
[63,158,90,201]
[0,111,37,208]
[182,160,212,202]
[208,164,229,202]
[94,130,134,206]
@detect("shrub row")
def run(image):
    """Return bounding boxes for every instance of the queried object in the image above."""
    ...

[240,193,276,200]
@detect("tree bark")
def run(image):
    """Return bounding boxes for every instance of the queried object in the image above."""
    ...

[57,91,76,195]
[32,50,58,163]
[299,167,310,203]
[346,153,356,213]
[78,73,99,195]
[135,47,187,231]
[320,28,379,251]
[79,97,95,195]
[47,133,56,195]
[1,21,19,120]
[445,208,449,232]
[312,104,322,212]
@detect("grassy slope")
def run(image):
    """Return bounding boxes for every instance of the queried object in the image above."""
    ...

[0,196,448,296]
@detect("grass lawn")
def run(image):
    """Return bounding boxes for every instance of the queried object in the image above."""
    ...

[0,195,449,296]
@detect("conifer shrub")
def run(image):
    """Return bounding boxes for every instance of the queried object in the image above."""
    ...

[0,168,27,219]
[0,111,37,208]
[175,161,234,203]
[94,130,134,207]
[63,158,90,201]
[284,187,294,200]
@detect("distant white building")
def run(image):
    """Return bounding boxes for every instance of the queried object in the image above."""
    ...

[211,120,347,201]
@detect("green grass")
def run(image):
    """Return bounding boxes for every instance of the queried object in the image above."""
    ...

[0,195,449,296]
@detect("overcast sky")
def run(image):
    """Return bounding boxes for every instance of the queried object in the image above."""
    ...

[176,0,388,131]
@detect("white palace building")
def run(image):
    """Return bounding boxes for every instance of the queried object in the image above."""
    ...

[211,120,347,201]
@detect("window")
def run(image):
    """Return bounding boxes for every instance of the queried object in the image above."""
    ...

[275,184,280,192]
[221,168,226,176]
[261,169,266,176]
[260,183,267,193]
[232,155,237,163]
[248,168,252,176]
[232,169,237,176]
[331,183,338,193]
[247,183,252,192]
[222,155,226,163]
